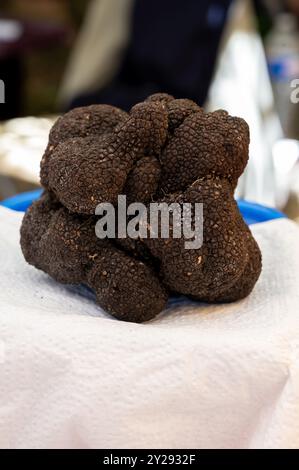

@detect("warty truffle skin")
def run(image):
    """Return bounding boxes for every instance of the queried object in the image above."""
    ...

[140,178,261,302]
[20,191,169,322]
[20,93,262,323]
[123,155,161,203]
[21,192,105,284]
[20,191,60,271]
[158,109,250,195]
[40,104,128,187]
[87,246,168,323]
[41,101,168,214]
[146,93,203,132]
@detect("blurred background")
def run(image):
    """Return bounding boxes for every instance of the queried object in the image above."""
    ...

[0,0,299,220]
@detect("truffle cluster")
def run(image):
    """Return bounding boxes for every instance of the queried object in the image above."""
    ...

[20,93,262,322]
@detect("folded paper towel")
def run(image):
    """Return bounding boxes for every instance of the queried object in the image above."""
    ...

[0,206,299,449]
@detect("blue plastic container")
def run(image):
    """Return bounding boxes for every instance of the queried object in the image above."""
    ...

[237,200,285,224]
[0,189,285,225]
[1,189,43,212]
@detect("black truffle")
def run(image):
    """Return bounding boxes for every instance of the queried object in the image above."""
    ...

[20,93,262,323]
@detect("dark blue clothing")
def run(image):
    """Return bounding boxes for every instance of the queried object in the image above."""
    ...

[70,0,233,110]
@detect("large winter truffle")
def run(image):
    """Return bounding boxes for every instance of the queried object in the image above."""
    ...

[20,93,262,323]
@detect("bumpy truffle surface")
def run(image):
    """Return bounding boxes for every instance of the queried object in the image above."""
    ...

[20,93,262,323]
[158,110,250,195]
[21,191,168,321]
[141,178,260,302]
[40,104,128,187]
[87,246,168,323]
[41,101,168,213]
[123,155,161,203]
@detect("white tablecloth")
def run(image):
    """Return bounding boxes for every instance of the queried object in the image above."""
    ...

[0,206,299,449]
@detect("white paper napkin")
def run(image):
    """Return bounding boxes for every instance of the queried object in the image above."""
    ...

[0,206,299,449]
